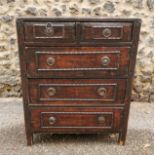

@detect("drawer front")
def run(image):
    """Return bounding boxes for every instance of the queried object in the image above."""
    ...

[25,47,130,78]
[24,22,76,43]
[81,22,133,42]
[31,107,123,132]
[28,79,126,105]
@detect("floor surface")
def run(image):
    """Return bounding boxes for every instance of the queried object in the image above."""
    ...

[0,98,153,155]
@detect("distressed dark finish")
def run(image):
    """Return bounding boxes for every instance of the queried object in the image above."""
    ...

[16,17,141,146]
[81,22,132,42]
[28,79,126,105]
[25,47,130,78]
[31,107,122,131]
[24,22,76,43]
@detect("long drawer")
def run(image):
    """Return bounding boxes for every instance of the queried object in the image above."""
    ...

[25,47,130,78]
[28,79,127,105]
[31,107,123,132]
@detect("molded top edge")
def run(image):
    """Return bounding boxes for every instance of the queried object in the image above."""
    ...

[16,17,142,23]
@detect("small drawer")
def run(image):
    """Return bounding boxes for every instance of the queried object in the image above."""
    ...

[24,22,76,43]
[28,79,126,105]
[31,107,123,132]
[25,47,130,78]
[80,22,133,42]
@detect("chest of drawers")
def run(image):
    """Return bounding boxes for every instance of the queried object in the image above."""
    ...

[16,18,141,145]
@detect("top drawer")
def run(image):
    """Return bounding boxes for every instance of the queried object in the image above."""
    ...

[24,22,76,43]
[80,22,133,42]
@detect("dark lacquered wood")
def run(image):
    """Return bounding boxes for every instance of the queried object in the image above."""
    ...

[30,107,123,132]
[28,79,126,105]
[25,47,130,78]
[80,22,132,42]
[24,22,76,43]
[16,17,141,146]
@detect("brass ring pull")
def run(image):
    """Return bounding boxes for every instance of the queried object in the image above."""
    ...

[48,116,56,125]
[98,87,107,97]
[47,57,55,66]
[101,56,110,66]
[44,23,54,35]
[47,87,56,96]
[102,28,112,38]
[98,116,105,123]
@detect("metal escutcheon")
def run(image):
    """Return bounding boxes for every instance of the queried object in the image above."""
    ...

[98,116,105,123]
[44,23,54,35]
[102,28,112,38]
[47,57,55,66]
[48,116,56,125]
[97,87,107,97]
[101,56,110,66]
[47,87,56,96]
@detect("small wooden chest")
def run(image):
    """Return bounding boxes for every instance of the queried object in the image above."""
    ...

[16,18,141,145]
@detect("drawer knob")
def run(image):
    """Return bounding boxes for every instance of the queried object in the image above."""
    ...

[47,57,55,66]
[102,28,111,38]
[45,23,54,35]
[48,116,56,125]
[98,87,107,97]
[101,56,110,66]
[98,116,105,123]
[47,87,56,96]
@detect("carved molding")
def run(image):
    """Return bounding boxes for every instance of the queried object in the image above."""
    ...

[38,83,117,102]
[35,50,120,71]
[36,51,120,54]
